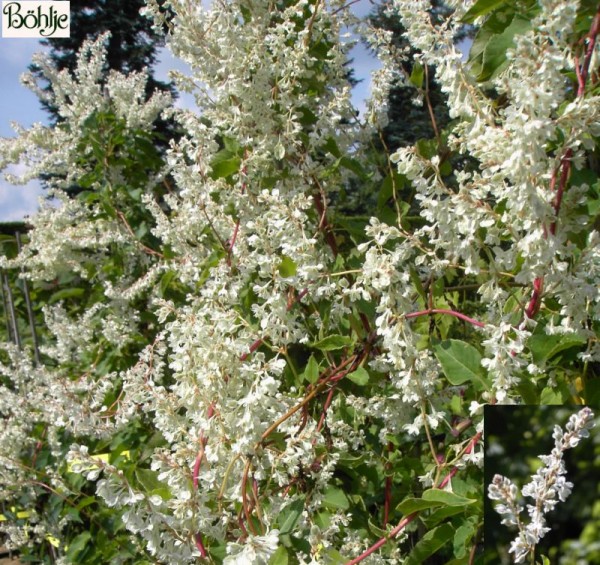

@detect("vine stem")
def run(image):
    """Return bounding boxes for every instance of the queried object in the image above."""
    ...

[191,402,215,558]
[405,308,485,328]
[344,431,482,565]
[344,513,419,565]
[437,432,482,490]
[239,287,308,361]
[227,150,249,266]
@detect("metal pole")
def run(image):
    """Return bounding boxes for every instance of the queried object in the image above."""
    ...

[2,271,21,349]
[16,233,40,365]
[0,269,13,342]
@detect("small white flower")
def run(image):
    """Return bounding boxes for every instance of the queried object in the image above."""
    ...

[224,530,280,565]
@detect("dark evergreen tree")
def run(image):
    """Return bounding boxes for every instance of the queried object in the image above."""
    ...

[335,3,473,217]
[30,0,175,123]
[368,1,467,153]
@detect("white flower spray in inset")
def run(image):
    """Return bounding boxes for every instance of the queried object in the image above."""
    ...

[488,407,595,563]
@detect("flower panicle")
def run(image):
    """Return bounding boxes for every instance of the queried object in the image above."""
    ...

[488,408,595,563]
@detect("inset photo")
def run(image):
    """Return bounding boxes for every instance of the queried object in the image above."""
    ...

[484,405,600,565]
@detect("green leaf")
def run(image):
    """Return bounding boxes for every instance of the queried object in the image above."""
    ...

[477,15,531,81]
[75,496,97,511]
[396,497,443,515]
[135,468,170,500]
[278,499,304,535]
[323,549,347,564]
[453,520,477,559]
[302,355,319,384]
[269,546,289,565]
[421,505,466,528]
[222,136,241,154]
[159,270,177,297]
[404,523,454,565]
[377,172,406,210]
[136,468,163,492]
[422,489,476,507]
[49,287,86,304]
[322,136,341,158]
[339,157,368,180]
[346,367,369,386]
[433,339,489,390]
[309,335,353,351]
[209,153,241,179]
[540,386,569,404]
[461,0,507,23]
[278,255,297,278]
[528,334,586,364]
[409,62,424,89]
[66,531,91,560]
[323,487,350,510]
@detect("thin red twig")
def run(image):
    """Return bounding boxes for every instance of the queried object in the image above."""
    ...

[344,513,418,565]
[192,403,215,558]
[405,308,485,328]
[239,288,308,361]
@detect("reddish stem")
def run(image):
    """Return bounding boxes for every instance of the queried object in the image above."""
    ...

[405,308,485,328]
[239,337,264,362]
[313,189,338,257]
[383,475,392,527]
[344,513,418,565]
[241,459,257,535]
[226,152,248,266]
[194,533,208,559]
[383,441,394,527]
[192,403,215,558]
[192,434,207,491]
[345,431,482,565]
[239,288,308,361]
[578,7,600,94]
[313,387,336,442]
[438,432,482,491]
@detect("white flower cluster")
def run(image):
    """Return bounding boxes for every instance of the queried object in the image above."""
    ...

[488,407,595,563]
[0,0,598,561]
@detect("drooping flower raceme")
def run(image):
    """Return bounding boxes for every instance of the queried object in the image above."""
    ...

[488,407,595,563]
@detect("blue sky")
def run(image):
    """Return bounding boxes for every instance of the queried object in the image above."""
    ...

[0,2,381,221]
